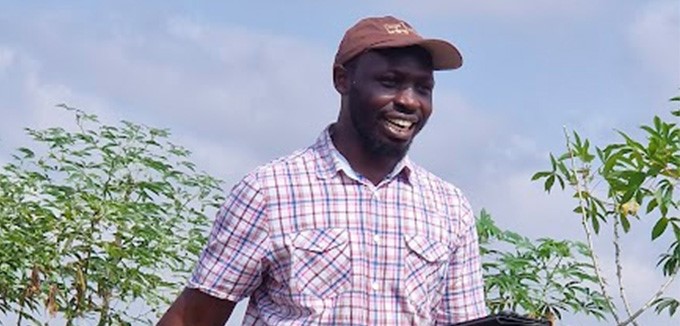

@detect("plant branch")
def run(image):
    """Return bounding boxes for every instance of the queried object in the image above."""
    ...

[563,126,621,324]
[618,271,677,326]
[16,284,28,326]
[613,215,638,326]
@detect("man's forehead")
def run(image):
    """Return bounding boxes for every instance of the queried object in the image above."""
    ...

[357,48,434,72]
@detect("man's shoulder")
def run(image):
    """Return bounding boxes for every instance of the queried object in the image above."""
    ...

[246,144,319,184]
[410,163,464,196]
[409,163,475,228]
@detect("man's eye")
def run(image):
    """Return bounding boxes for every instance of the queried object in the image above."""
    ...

[378,77,398,88]
[416,84,433,94]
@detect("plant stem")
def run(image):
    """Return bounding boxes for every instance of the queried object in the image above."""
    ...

[613,216,638,326]
[618,272,677,326]
[97,289,110,326]
[541,255,563,314]
[16,286,27,326]
[563,126,621,324]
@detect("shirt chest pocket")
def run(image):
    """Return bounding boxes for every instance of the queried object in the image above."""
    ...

[403,234,450,314]
[291,228,352,298]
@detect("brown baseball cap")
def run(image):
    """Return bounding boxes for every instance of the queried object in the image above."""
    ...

[334,16,463,70]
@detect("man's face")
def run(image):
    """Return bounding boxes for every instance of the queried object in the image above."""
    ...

[345,47,434,158]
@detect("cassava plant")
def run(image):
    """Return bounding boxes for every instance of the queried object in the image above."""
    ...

[477,210,610,324]
[532,94,680,325]
[0,105,224,325]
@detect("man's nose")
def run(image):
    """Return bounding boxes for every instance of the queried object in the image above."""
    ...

[394,87,419,112]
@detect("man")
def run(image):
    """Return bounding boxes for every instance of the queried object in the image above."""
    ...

[159,16,486,325]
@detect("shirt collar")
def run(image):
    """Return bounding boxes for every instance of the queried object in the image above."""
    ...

[314,124,414,185]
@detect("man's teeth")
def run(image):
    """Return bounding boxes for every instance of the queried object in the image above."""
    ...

[387,118,413,129]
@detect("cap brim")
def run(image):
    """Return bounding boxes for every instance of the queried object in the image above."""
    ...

[417,39,463,70]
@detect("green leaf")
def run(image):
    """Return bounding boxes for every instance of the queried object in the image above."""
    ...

[558,152,571,161]
[573,131,582,148]
[640,125,659,139]
[621,188,636,204]
[531,171,551,181]
[620,214,631,233]
[626,171,646,188]
[653,297,679,316]
[646,198,659,214]
[17,147,35,158]
[602,151,623,174]
[545,175,555,192]
[556,175,565,189]
[617,130,646,153]
[653,115,662,132]
[557,161,570,178]
[652,217,669,240]
[591,215,601,233]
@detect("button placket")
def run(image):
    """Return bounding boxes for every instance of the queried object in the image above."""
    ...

[370,188,382,292]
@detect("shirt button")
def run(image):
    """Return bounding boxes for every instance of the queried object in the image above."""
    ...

[373,234,380,244]
[372,282,380,291]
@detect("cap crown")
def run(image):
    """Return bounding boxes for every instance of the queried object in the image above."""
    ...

[334,16,462,70]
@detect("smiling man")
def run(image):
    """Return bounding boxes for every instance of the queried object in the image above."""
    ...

[159,16,486,325]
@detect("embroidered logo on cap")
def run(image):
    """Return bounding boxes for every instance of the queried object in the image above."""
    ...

[383,22,418,35]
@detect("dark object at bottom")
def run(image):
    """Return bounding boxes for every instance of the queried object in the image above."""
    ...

[451,312,551,326]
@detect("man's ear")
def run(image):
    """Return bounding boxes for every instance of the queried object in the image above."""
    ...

[333,64,351,95]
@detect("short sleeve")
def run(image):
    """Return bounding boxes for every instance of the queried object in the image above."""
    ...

[187,173,270,302]
[435,195,487,324]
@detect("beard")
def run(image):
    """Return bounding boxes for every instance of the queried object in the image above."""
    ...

[347,87,413,159]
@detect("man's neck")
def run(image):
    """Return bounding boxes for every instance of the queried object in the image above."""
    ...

[330,124,403,186]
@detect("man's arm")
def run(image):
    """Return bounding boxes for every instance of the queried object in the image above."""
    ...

[157,288,236,326]
[159,173,269,325]
[435,195,487,325]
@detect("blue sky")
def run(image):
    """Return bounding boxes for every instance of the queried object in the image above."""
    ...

[0,1,678,325]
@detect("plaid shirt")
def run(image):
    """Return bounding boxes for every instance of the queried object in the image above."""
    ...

[189,126,486,325]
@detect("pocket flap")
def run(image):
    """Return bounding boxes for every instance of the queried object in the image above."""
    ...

[293,228,348,253]
[404,234,449,263]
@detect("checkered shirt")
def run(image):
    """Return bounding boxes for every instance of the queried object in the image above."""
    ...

[188,126,486,325]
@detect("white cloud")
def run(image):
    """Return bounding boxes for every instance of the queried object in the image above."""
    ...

[1,13,339,167]
[385,0,600,22]
[156,17,340,157]
[176,134,261,185]
[629,0,680,87]
[0,47,15,71]
[495,133,547,163]
[0,50,72,145]
[411,90,501,180]
[480,169,582,238]
[0,49,114,130]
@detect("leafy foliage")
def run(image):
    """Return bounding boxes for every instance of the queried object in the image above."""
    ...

[652,297,679,317]
[477,210,610,322]
[532,94,680,321]
[0,105,224,325]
